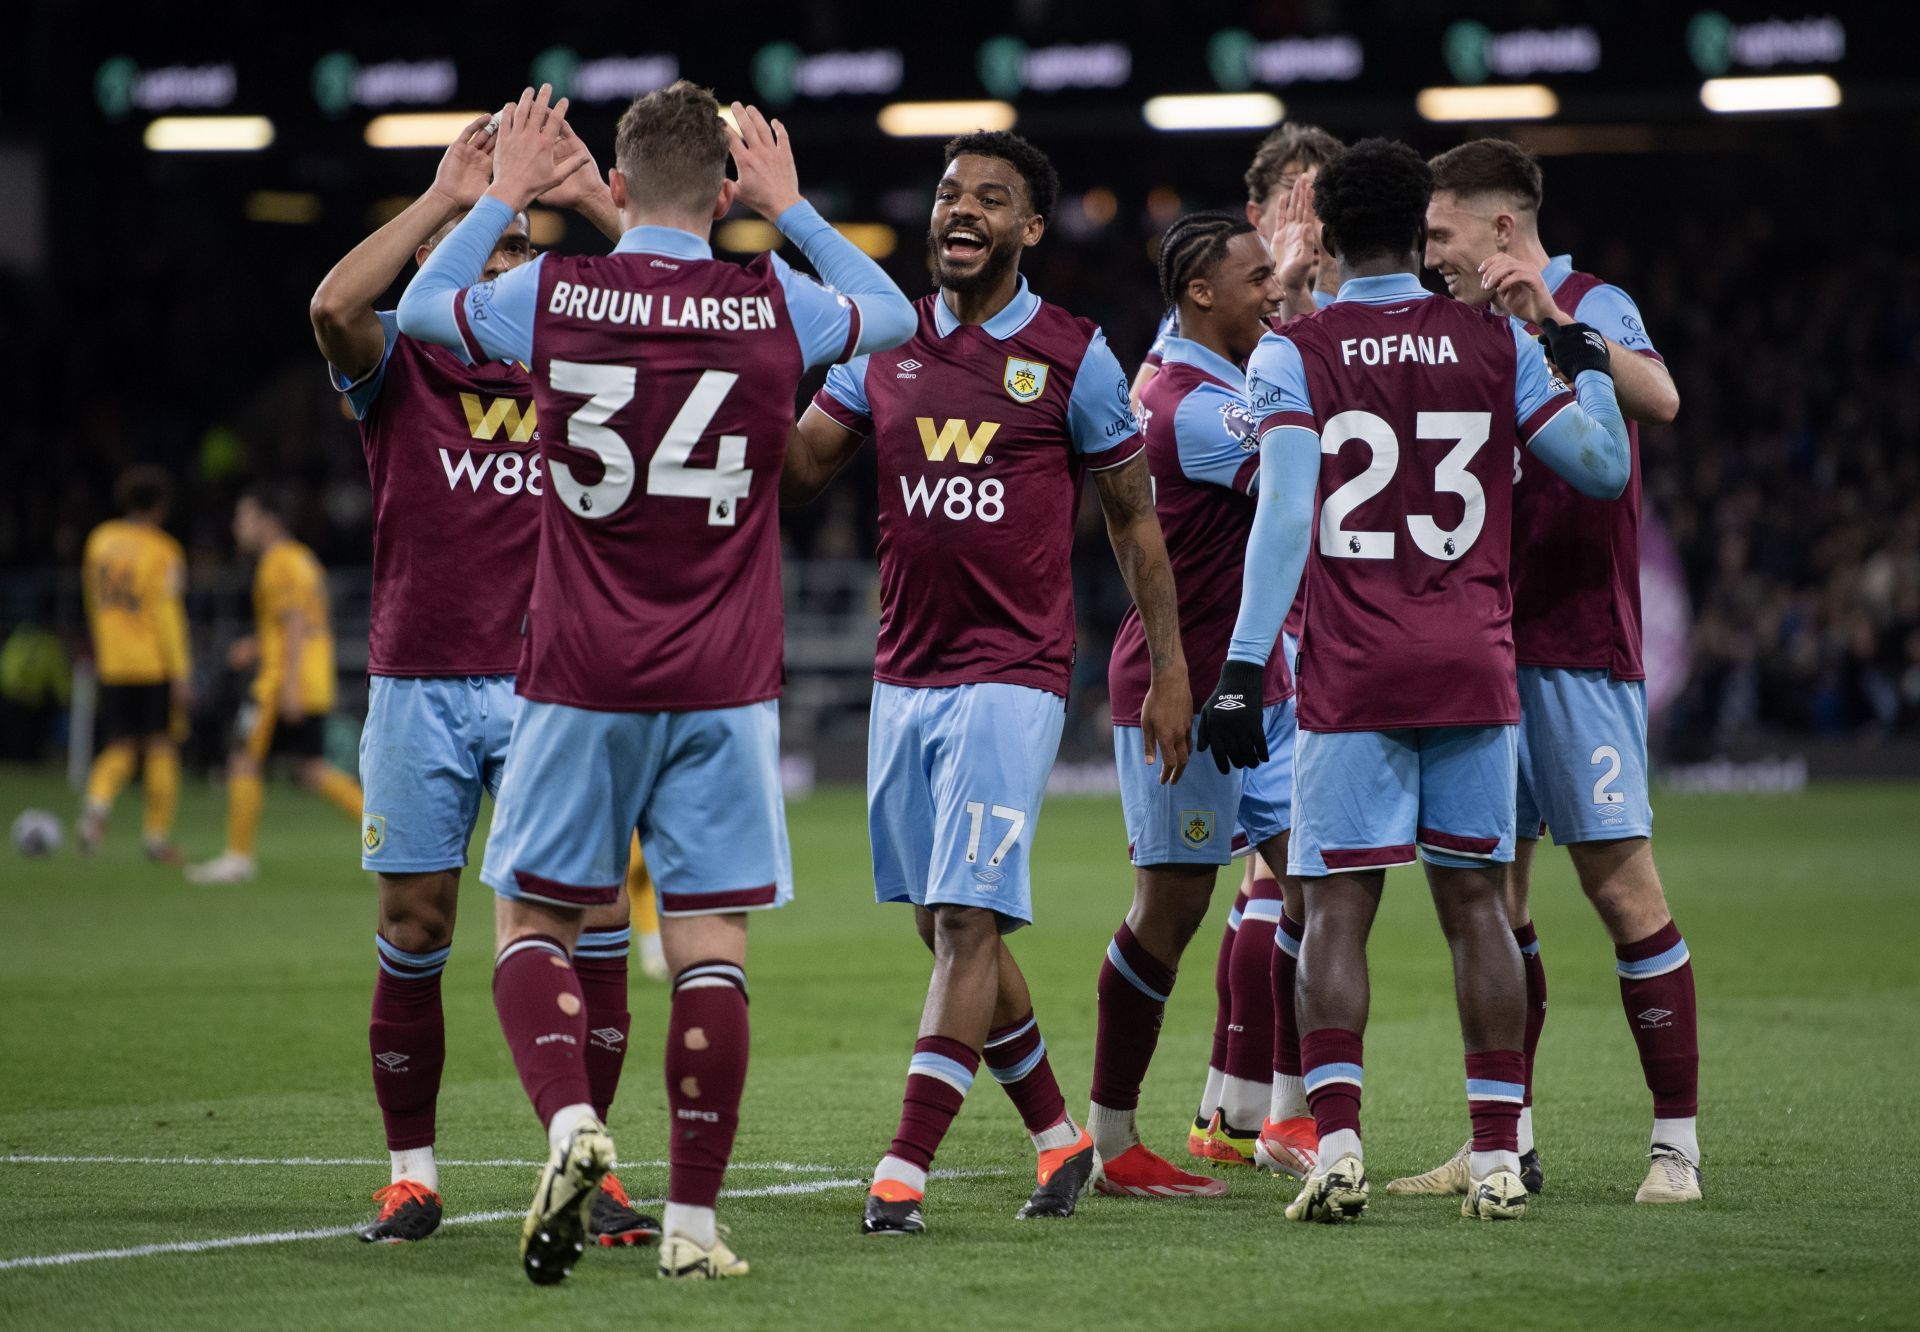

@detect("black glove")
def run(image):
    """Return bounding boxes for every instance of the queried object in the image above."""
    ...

[1196,658,1269,774]
[1537,319,1611,380]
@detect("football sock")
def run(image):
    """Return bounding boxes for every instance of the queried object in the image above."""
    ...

[983,1009,1078,1151]
[547,1102,599,1156]
[575,925,632,1122]
[1514,921,1547,1110]
[871,1155,928,1199]
[1302,1028,1364,1162]
[1518,1106,1536,1156]
[370,936,449,1154]
[882,1035,979,1182]
[666,961,750,1214]
[1616,920,1700,1155]
[390,1146,438,1192]
[226,771,264,857]
[1200,893,1245,1115]
[1089,922,1177,1135]
[1197,1068,1224,1127]
[1465,1048,1526,1178]
[141,745,179,842]
[1269,909,1308,1121]
[663,1201,716,1248]
[85,742,136,810]
[1653,1117,1700,1165]
[491,935,590,1128]
[314,766,364,821]
[1224,891,1281,1126]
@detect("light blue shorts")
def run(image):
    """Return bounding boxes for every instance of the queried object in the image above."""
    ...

[1516,667,1652,845]
[1289,724,1518,877]
[868,681,1064,928]
[1116,700,1294,866]
[359,675,517,873]
[480,698,792,915]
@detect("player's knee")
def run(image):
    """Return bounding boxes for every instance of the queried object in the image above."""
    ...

[377,872,458,952]
[931,904,1000,958]
[912,906,938,953]
[1582,862,1669,939]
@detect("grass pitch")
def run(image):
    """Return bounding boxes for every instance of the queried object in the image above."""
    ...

[1,766,1915,1329]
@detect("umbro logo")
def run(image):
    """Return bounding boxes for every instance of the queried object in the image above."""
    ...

[375,1051,409,1072]
[1214,696,1248,711]
[590,1027,626,1050]
[1636,1007,1674,1027]
[897,358,922,379]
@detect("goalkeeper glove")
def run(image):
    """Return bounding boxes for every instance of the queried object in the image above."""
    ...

[1537,318,1612,381]
[1196,658,1268,774]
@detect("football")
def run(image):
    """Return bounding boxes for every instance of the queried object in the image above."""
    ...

[11,808,63,858]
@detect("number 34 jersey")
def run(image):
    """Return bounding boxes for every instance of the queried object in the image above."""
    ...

[812,281,1141,699]
[1252,275,1577,733]
[524,247,846,713]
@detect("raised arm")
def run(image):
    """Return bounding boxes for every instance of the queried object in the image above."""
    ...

[310,114,495,383]
[726,103,915,361]
[1481,256,1679,425]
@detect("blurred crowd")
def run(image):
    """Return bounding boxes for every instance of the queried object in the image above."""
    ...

[6,125,1918,752]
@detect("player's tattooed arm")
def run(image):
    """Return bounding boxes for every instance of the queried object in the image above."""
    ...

[1096,455,1192,784]
[782,407,866,506]
[311,113,498,381]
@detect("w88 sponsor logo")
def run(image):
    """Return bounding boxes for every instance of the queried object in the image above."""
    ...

[899,474,1005,523]
[439,448,545,497]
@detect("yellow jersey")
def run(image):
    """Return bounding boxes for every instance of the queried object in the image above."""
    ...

[82,520,189,686]
[253,539,337,712]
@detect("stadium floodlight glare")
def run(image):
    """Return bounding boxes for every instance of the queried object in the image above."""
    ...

[143,116,275,151]
[1416,84,1558,122]
[1699,74,1841,114]
[1142,93,1284,132]
[364,112,493,149]
[876,100,1017,137]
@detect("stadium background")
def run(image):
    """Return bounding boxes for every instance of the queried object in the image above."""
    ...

[2,2,1916,786]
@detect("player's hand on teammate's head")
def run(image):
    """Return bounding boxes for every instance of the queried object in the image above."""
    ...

[486,84,591,212]
[726,101,803,222]
[537,121,608,212]
[430,113,499,211]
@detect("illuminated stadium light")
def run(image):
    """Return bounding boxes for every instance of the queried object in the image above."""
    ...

[143,116,275,151]
[1699,74,1840,114]
[876,100,1017,137]
[528,209,567,247]
[836,224,898,259]
[1142,93,1284,132]
[364,112,493,149]
[244,191,321,224]
[1416,84,1558,122]
[716,219,783,253]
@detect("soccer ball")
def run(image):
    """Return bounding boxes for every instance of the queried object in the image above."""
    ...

[11,809,63,858]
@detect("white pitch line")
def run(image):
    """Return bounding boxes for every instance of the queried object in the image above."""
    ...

[0,1168,1009,1273]
[0,1154,841,1173]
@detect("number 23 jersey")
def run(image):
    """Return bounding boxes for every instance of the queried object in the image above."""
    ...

[524,247,847,713]
[812,282,1140,699]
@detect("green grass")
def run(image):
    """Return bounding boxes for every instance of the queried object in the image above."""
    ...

[2,767,1915,1329]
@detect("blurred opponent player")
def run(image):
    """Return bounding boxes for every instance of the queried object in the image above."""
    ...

[787,130,1189,1235]
[1199,138,1631,1223]
[78,466,191,863]
[400,83,914,1282]
[1089,211,1302,1199]
[307,115,657,1245]
[1392,138,1698,1204]
[187,488,363,884]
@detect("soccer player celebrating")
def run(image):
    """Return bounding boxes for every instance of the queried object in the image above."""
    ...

[1392,138,1697,1204]
[1199,138,1631,1223]
[786,131,1189,1235]
[78,466,191,863]
[307,116,656,1245]
[398,83,914,1283]
[187,488,364,884]
[1091,210,1302,1198]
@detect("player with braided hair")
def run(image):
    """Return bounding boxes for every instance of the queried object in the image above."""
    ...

[1085,210,1301,1198]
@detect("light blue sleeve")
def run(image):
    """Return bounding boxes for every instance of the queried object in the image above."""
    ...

[1245,332,1314,423]
[1226,422,1319,666]
[1573,282,1660,360]
[1067,331,1143,461]
[1313,288,1336,310]
[395,196,542,364]
[1172,383,1260,493]
[771,201,916,366]
[1510,318,1564,425]
[1145,309,1178,363]
[819,354,873,420]
[328,311,401,419]
[1526,371,1631,499]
